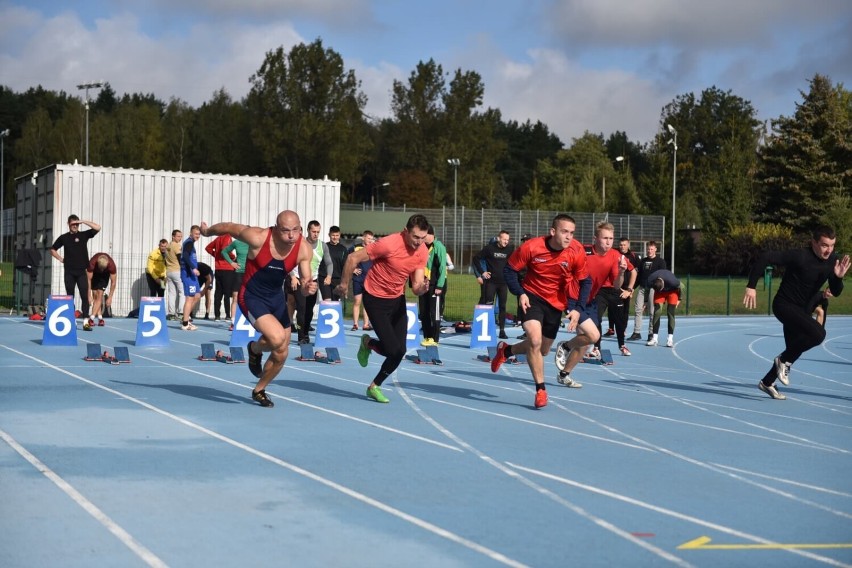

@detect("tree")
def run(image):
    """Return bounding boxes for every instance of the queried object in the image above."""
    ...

[246,39,371,189]
[495,119,562,205]
[757,74,852,236]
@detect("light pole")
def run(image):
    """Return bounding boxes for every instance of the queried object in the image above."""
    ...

[371,182,389,210]
[447,158,460,271]
[666,124,678,274]
[77,81,105,165]
[0,128,9,264]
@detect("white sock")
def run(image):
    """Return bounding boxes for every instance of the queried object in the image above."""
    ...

[667,334,674,342]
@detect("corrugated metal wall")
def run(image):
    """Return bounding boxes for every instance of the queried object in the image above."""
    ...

[15,164,340,315]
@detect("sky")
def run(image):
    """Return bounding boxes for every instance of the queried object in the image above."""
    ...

[1,0,850,145]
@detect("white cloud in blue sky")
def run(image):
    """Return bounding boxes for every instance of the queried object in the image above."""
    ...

[1,0,849,144]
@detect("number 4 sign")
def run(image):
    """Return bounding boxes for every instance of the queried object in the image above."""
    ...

[229,304,259,348]
[135,297,170,347]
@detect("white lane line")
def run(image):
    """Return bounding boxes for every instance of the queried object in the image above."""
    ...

[0,427,168,568]
[710,463,852,498]
[0,345,520,567]
[392,378,695,568]
[506,461,851,568]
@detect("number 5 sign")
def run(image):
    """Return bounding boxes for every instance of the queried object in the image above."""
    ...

[42,295,78,346]
[315,301,345,348]
[135,297,170,347]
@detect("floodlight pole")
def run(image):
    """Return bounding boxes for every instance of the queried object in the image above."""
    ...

[0,128,9,263]
[77,81,105,165]
[447,159,460,270]
[667,124,678,274]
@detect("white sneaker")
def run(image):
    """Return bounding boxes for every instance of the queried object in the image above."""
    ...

[666,337,674,348]
[646,337,658,346]
[586,347,601,359]
[181,322,198,331]
[774,356,791,385]
[557,372,583,388]
[555,341,569,372]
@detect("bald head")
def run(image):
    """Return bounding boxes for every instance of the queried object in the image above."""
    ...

[273,210,302,244]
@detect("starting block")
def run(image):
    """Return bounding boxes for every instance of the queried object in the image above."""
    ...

[582,349,614,365]
[476,345,525,364]
[406,345,443,365]
[83,343,129,364]
[296,345,341,363]
[199,343,245,364]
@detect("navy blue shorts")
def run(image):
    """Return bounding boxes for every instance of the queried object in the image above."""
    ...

[239,289,291,329]
[569,299,599,327]
[353,279,366,296]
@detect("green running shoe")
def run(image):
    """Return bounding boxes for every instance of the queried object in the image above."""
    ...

[366,386,389,403]
[358,334,371,367]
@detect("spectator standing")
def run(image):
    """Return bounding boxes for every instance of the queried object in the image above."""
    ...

[319,225,349,302]
[205,233,237,321]
[419,225,447,346]
[474,230,514,339]
[179,226,202,331]
[222,237,249,330]
[630,241,666,341]
[291,220,332,345]
[349,230,375,331]
[164,229,184,320]
[145,239,168,297]
[50,214,101,319]
[85,252,117,326]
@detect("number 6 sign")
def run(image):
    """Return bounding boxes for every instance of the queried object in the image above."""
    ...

[42,295,78,346]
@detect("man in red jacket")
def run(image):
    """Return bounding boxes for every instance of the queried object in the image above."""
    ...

[205,234,237,322]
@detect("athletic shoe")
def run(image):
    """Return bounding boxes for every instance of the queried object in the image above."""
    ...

[97,319,105,327]
[228,324,234,331]
[628,332,642,341]
[366,386,389,403]
[554,341,569,372]
[87,318,95,327]
[251,389,274,407]
[420,338,437,347]
[363,325,373,331]
[358,334,371,367]
[620,345,631,356]
[605,328,615,336]
[351,324,359,331]
[204,313,210,320]
[557,372,583,388]
[534,389,548,408]
[586,347,601,359]
[298,337,311,345]
[498,330,508,339]
[82,322,93,331]
[247,340,263,378]
[646,337,658,346]
[758,381,786,400]
[181,321,198,331]
[774,356,791,386]
[490,341,509,373]
[666,337,674,348]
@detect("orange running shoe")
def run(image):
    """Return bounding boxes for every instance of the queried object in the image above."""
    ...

[490,341,509,373]
[534,389,548,408]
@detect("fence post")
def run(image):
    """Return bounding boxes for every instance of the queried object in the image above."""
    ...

[767,276,772,316]
[685,274,690,315]
[726,275,731,315]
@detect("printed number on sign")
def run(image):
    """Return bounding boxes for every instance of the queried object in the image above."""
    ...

[475,310,493,342]
[140,302,163,337]
[319,307,341,339]
[48,304,73,337]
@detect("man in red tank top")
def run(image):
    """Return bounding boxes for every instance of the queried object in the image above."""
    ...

[201,211,316,408]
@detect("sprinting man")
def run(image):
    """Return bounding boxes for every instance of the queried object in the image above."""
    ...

[200,211,316,408]
[491,214,590,409]
[744,225,849,400]
[335,214,430,404]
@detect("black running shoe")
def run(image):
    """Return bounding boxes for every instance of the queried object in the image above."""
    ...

[247,340,263,378]
[252,389,274,407]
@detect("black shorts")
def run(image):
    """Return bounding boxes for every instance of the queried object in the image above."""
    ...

[91,273,110,291]
[521,291,564,339]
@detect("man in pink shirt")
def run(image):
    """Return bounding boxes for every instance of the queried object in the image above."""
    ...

[336,214,430,403]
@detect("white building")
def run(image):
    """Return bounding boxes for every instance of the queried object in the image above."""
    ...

[15,164,340,316]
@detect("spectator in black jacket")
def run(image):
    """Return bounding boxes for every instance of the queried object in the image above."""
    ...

[629,241,666,341]
[473,230,515,339]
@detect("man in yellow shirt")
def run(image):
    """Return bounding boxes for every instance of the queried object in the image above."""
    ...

[146,239,168,297]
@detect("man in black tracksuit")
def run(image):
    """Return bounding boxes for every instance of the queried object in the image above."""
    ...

[744,225,850,400]
[474,230,515,339]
